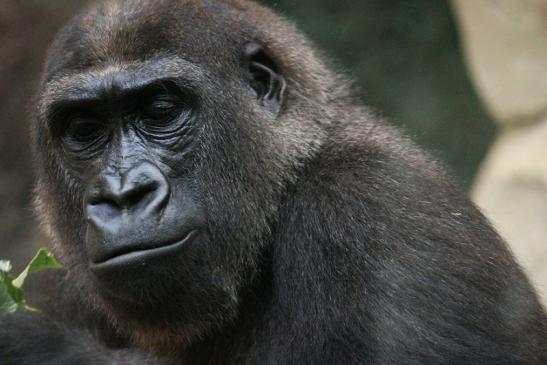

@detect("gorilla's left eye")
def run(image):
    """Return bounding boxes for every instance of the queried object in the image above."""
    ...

[138,92,193,139]
[141,96,181,123]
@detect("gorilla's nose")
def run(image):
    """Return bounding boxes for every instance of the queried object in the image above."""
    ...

[85,161,170,227]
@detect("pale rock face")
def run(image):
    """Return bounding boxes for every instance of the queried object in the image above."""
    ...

[452,0,547,302]
[473,118,547,301]
[452,0,547,125]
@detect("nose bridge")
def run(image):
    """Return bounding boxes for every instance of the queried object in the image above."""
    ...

[89,121,168,207]
[108,128,143,172]
[99,127,145,185]
[101,162,149,204]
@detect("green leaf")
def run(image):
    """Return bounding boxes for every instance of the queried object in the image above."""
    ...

[1,249,62,314]
[0,267,22,313]
[0,279,18,313]
[5,277,23,303]
[12,249,62,288]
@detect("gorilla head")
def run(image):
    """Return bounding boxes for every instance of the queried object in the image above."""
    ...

[33,0,331,349]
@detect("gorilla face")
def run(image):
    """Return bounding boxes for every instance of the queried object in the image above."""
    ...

[30,0,322,341]
[58,65,213,301]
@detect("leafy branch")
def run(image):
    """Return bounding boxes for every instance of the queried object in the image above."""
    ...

[0,249,61,313]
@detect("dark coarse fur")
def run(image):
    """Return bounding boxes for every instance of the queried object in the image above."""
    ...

[1,0,546,364]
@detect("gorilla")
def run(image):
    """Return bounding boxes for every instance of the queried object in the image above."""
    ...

[1,0,546,364]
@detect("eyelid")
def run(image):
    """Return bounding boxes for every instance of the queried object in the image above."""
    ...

[137,107,192,140]
[65,116,104,138]
[151,99,177,108]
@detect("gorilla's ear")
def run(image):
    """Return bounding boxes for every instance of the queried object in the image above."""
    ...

[243,42,286,116]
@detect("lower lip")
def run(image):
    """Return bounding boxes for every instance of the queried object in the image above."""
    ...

[90,230,199,271]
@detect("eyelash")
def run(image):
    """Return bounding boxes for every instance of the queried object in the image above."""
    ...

[143,97,176,117]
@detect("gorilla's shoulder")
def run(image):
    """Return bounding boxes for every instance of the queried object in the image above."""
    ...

[316,116,443,187]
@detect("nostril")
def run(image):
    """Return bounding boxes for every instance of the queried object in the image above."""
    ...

[88,183,158,213]
[88,196,121,209]
[123,182,159,209]
[86,199,122,223]
[85,162,170,222]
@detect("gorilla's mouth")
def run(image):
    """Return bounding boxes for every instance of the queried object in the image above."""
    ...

[90,230,199,270]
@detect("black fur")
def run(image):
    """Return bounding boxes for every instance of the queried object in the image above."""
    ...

[1,0,546,364]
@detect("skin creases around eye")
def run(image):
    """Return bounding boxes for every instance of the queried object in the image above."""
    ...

[142,93,180,120]
[140,97,192,137]
[63,115,108,152]
[146,99,178,119]
[72,121,100,139]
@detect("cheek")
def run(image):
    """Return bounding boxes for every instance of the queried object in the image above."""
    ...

[35,174,91,277]
[35,173,86,235]
[163,181,205,231]
[154,141,201,179]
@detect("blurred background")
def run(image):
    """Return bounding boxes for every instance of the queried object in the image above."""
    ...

[1,1,546,300]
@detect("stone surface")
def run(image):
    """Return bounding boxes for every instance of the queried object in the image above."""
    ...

[473,118,547,300]
[452,0,547,125]
[453,0,547,303]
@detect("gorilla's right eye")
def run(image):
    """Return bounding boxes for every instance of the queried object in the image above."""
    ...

[63,113,107,148]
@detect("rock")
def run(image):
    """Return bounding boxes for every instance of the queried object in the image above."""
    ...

[473,117,547,300]
[452,0,547,125]
[453,0,547,302]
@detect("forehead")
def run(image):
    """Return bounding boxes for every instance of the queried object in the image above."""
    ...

[45,0,246,81]
[40,56,205,114]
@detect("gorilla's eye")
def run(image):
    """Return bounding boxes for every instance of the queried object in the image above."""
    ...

[63,113,106,147]
[141,96,180,123]
[138,92,192,139]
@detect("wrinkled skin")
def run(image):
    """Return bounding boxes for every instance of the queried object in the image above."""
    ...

[1,0,546,364]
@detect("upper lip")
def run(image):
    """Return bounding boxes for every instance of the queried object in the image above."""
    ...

[90,229,198,269]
